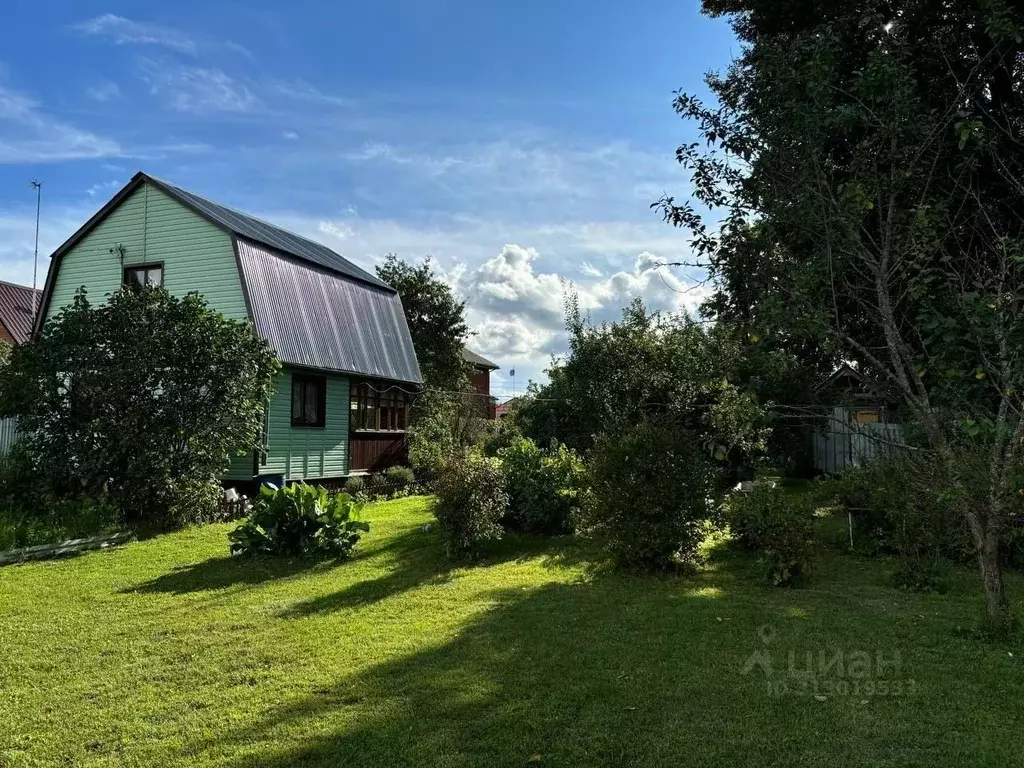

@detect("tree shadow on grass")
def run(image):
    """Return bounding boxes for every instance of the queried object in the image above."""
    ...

[123,554,338,596]
[195,578,811,768]
[279,527,586,619]
[278,525,455,617]
[193,569,1016,768]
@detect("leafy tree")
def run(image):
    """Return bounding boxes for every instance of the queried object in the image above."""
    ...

[376,254,470,391]
[522,296,766,470]
[0,287,279,528]
[659,0,1024,631]
[408,389,491,480]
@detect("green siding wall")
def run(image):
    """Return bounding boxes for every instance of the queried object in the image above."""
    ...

[45,183,247,322]
[260,370,350,481]
[226,451,255,481]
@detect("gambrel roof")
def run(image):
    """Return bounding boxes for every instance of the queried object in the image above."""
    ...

[36,172,422,384]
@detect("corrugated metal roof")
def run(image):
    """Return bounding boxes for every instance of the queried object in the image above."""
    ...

[464,347,499,370]
[0,280,41,344]
[146,175,392,291]
[237,238,422,384]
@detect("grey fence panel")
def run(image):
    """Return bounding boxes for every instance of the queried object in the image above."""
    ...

[812,407,904,474]
[0,417,18,455]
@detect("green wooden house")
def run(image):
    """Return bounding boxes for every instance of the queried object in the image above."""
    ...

[34,172,423,484]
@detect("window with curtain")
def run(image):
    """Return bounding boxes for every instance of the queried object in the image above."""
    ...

[123,263,163,290]
[350,382,410,432]
[291,374,326,427]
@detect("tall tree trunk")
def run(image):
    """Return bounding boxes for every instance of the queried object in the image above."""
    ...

[970,509,1011,635]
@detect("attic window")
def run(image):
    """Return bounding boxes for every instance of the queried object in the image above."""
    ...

[291,374,326,428]
[123,263,163,290]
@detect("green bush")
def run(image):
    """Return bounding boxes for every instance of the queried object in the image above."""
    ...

[432,451,508,559]
[0,287,278,530]
[344,475,366,497]
[229,483,368,558]
[0,441,41,512]
[480,415,525,458]
[385,465,416,490]
[365,473,388,497]
[0,493,122,551]
[0,443,124,551]
[581,423,716,570]
[724,484,815,586]
[829,455,967,589]
[500,438,586,535]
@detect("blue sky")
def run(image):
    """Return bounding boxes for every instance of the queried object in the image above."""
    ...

[0,1,735,394]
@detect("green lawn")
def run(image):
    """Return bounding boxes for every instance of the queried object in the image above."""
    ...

[1,496,1022,767]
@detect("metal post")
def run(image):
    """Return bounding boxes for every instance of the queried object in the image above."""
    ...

[30,180,42,318]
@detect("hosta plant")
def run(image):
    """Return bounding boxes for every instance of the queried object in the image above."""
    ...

[229,483,368,558]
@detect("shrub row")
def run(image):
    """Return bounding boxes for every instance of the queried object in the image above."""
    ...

[343,465,418,501]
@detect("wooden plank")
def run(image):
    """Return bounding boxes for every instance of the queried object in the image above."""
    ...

[0,532,134,566]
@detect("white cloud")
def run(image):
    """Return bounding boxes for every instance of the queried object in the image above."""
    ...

[461,244,573,328]
[85,81,121,102]
[270,79,351,107]
[590,251,713,320]
[0,85,122,163]
[73,14,198,54]
[85,179,122,198]
[224,41,255,62]
[580,260,603,277]
[140,61,260,113]
[452,244,711,384]
[283,131,299,140]
[74,15,255,62]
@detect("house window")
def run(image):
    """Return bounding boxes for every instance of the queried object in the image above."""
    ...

[350,382,410,432]
[123,263,163,290]
[291,374,326,428]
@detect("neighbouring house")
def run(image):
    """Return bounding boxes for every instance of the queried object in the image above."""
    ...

[0,279,41,345]
[35,171,422,484]
[0,280,40,454]
[495,397,524,420]
[464,347,499,419]
[810,364,903,474]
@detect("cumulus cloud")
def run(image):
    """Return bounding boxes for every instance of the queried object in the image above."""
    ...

[451,243,711,387]
[471,316,559,360]
[591,251,711,320]
[461,244,569,328]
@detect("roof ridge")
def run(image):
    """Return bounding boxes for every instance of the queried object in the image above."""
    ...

[147,174,325,247]
[142,173,391,291]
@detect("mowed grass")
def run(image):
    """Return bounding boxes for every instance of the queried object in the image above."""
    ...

[1,496,1022,767]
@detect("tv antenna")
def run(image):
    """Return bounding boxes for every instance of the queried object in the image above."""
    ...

[30,180,42,319]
